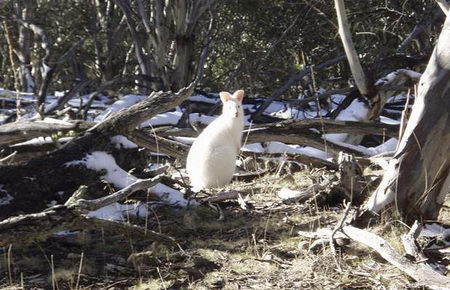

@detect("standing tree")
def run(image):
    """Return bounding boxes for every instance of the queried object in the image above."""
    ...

[364,11,450,220]
[114,0,213,92]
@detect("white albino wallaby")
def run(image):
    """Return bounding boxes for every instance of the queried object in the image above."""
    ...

[186,90,245,190]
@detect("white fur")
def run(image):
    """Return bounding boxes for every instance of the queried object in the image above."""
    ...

[186,90,244,190]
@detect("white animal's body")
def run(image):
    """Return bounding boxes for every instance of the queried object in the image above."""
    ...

[186,90,245,190]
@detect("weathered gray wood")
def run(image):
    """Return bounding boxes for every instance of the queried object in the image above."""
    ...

[157,119,399,158]
[365,15,450,220]
[240,151,339,171]
[400,221,427,262]
[158,119,399,140]
[130,130,189,160]
[0,119,94,147]
[334,0,369,95]
[337,152,364,203]
[342,225,450,288]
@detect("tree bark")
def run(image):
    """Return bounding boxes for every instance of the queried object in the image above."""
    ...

[115,0,213,92]
[0,119,94,147]
[364,14,450,221]
[334,0,369,96]
[16,0,35,93]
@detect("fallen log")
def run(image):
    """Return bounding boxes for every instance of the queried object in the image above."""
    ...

[0,85,195,219]
[240,151,339,171]
[157,119,399,157]
[0,119,94,147]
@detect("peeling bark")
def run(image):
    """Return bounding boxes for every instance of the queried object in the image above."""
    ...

[365,15,450,220]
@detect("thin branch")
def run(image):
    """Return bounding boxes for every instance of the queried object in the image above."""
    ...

[330,202,352,272]
[436,0,450,15]
[334,0,369,95]
[66,175,163,213]
[397,7,444,52]
[252,55,347,119]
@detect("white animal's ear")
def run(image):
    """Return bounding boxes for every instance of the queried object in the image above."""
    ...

[220,92,231,103]
[233,90,244,102]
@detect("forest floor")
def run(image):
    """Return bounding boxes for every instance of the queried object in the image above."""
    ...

[1,168,449,289]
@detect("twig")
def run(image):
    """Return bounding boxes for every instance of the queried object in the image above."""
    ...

[0,151,17,165]
[400,220,432,266]
[66,175,163,212]
[252,55,346,119]
[329,201,352,272]
[201,191,248,204]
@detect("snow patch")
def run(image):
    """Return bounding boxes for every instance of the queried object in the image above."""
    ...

[150,183,197,207]
[95,94,146,121]
[110,135,138,149]
[421,223,450,239]
[277,188,302,200]
[242,142,330,160]
[330,94,347,107]
[0,185,13,206]
[140,111,183,127]
[324,99,370,144]
[241,143,265,152]
[188,94,219,104]
[380,116,401,125]
[65,151,193,207]
[188,113,217,125]
[11,136,73,147]
[65,151,138,188]
[366,138,398,155]
[171,136,196,145]
[88,202,149,221]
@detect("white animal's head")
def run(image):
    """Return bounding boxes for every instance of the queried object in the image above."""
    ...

[220,90,244,119]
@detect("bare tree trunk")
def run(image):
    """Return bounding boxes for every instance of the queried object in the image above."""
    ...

[2,21,21,94]
[170,0,210,90]
[334,0,369,96]
[12,12,54,108]
[15,0,35,93]
[115,0,212,92]
[364,14,450,220]
[114,0,153,93]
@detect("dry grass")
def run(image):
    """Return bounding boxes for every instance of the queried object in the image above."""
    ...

[1,170,448,289]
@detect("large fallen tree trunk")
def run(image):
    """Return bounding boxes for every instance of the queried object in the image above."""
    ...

[0,85,195,219]
[157,119,399,157]
[0,119,94,147]
[364,14,450,220]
